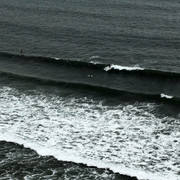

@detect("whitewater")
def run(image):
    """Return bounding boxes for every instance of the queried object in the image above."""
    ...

[0,86,179,180]
[1,0,180,179]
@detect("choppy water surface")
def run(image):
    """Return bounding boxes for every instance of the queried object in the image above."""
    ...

[0,0,180,179]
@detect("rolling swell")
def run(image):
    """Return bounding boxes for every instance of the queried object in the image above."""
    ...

[0,52,180,104]
[0,70,180,105]
[0,52,105,70]
[1,52,180,80]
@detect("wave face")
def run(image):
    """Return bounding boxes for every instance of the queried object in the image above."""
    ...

[1,52,180,78]
[0,52,180,105]
[0,86,179,180]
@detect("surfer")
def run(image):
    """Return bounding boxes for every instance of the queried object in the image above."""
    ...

[20,50,23,54]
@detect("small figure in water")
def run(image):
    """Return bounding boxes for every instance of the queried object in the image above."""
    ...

[88,74,93,78]
[20,50,23,54]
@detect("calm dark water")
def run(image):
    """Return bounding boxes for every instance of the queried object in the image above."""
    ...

[0,0,180,180]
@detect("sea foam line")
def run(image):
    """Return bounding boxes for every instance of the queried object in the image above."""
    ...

[0,134,178,180]
[160,94,173,99]
[104,64,144,71]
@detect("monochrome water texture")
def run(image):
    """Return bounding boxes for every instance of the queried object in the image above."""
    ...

[0,0,180,180]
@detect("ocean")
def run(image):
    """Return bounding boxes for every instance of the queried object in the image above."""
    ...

[0,0,180,180]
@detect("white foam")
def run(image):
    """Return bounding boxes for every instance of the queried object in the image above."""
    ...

[160,94,173,99]
[90,61,102,65]
[53,57,60,60]
[104,64,144,71]
[0,86,179,180]
[88,56,100,60]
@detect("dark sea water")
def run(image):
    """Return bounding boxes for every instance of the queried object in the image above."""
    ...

[0,0,180,180]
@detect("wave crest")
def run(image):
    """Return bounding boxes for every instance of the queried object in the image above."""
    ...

[161,94,173,99]
[0,52,180,80]
[104,64,144,71]
[0,71,179,105]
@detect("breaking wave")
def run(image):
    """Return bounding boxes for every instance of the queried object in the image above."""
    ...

[0,70,179,105]
[161,94,173,99]
[1,52,180,79]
